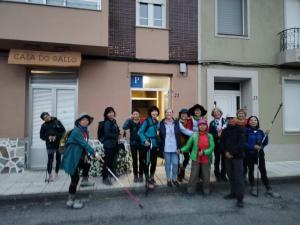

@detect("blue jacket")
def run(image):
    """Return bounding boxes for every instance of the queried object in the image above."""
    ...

[62,126,95,175]
[245,127,268,156]
[138,117,160,148]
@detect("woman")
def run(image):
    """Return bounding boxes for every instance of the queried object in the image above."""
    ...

[123,109,144,183]
[188,104,207,132]
[181,119,215,196]
[245,116,280,198]
[159,108,181,187]
[62,113,102,209]
[100,107,120,185]
[209,107,227,182]
[138,106,160,189]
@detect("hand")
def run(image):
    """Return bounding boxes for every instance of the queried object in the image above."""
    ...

[265,129,270,136]
[225,152,233,159]
[176,149,180,154]
[144,140,150,146]
[95,152,103,162]
[254,145,261,151]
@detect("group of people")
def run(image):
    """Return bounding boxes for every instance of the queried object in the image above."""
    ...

[39,104,279,209]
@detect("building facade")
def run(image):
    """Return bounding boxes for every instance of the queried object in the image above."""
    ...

[0,0,198,171]
[199,0,300,161]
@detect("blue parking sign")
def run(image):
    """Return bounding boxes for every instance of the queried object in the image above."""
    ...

[131,75,143,88]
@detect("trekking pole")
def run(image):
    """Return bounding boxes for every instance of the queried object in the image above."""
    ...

[145,140,151,197]
[100,158,144,209]
[256,103,283,197]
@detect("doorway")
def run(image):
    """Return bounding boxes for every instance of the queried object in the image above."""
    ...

[29,71,78,169]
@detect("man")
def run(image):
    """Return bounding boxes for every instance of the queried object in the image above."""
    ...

[220,113,246,208]
[40,112,65,181]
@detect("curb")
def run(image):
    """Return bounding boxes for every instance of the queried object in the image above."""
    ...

[0,175,299,205]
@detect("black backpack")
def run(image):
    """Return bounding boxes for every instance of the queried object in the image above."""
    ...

[97,121,105,142]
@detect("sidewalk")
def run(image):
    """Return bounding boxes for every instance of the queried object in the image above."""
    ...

[0,161,300,201]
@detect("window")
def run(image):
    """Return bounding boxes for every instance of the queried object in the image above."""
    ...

[136,0,166,28]
[3,0,101,11]
[216,0,248,37]
[283,78,300,133]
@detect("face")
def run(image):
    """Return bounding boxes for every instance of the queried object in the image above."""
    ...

[194,108,202,118]
[43,114,51,122]
[213,110,222,119]
[199,124,207,132]
[227,117,236,126]
[132,111,140,120]
[151,110,158,119]
[107,111,115,120]
[249,117,258,128]
[79,117,89,127]
[165,109,173,119]
[237,112,246,120]
[180,112,188,120]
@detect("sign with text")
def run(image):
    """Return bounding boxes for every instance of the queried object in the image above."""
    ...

[8,49,81,67]
[131,75,143,88]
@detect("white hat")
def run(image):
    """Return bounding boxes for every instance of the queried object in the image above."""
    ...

[226,113,236,118]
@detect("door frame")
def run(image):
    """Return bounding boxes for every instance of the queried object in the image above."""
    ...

[27,76,78,169]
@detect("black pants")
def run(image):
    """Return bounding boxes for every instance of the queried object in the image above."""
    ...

[69,157,90,194]
[246,151,270,189]
[225,158,244,201]
[143,146,158,179]
[214,143,226,177]
[182,152,190,168]
[102,147,117,180]
[130,145,144,176]
[47,150,61,174]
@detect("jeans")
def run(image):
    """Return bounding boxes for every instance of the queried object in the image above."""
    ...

[47,150,61,174]
[130,145,144,176]
[225,158,244,201]
[164,152,179,181]
[69,157,90,194]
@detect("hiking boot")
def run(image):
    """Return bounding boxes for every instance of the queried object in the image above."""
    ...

[236,200,244,208]
[72,200,84,209]
[80,177,94,187]
[138,175,144,183]
[103,178,112,186]
[172,180,180,187]
[250,187,258,197]
[133,175,139,183]
[224,194,235,200]
[266,189,281,198]
[167,180,172,187]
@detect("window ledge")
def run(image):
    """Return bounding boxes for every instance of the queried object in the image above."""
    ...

[215,34,250,40]
[283,131,300,136]
[136,25,169,31]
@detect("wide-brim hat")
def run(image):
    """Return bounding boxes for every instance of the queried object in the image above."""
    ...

[75,113,94,125]
[188,104,207,117]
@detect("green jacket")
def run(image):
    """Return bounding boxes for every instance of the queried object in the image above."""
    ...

[181,133,215,163]
[62,127,95,175]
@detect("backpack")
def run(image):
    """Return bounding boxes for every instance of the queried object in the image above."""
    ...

[58,129,73,154]
[97,121,105,142]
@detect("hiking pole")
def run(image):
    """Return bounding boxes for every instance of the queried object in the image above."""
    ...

[256,103,283,197]
[145,140,151,197]
[99,158,144,209]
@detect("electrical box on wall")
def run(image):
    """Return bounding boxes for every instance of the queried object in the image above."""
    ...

[179,63,187,73]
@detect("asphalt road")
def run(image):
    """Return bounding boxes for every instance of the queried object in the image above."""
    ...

[0,182,299,225]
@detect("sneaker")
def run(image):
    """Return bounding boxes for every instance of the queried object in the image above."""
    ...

[54,173,59,180]
[134,175,139,183]
[103,178,112,186]
[72,200,84,209]
[250,187,258,197]
[148,182,155,189]
[167,180,172,187]
[172,180,180,187]
[66,199,74,207]
[224,194,235,200]
[236,200,244,208]
[138,175,144,183]
[266,189,281,198]
[48,174,54,182]
[80,178,94,187]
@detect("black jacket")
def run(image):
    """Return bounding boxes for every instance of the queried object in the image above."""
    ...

[122,119,141,146]
[102,119,120,149]
[220,125,246,159]
[40,117,65,150]
[159,119,181,151]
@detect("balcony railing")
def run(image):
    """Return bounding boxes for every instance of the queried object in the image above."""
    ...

[279,28,300,52]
